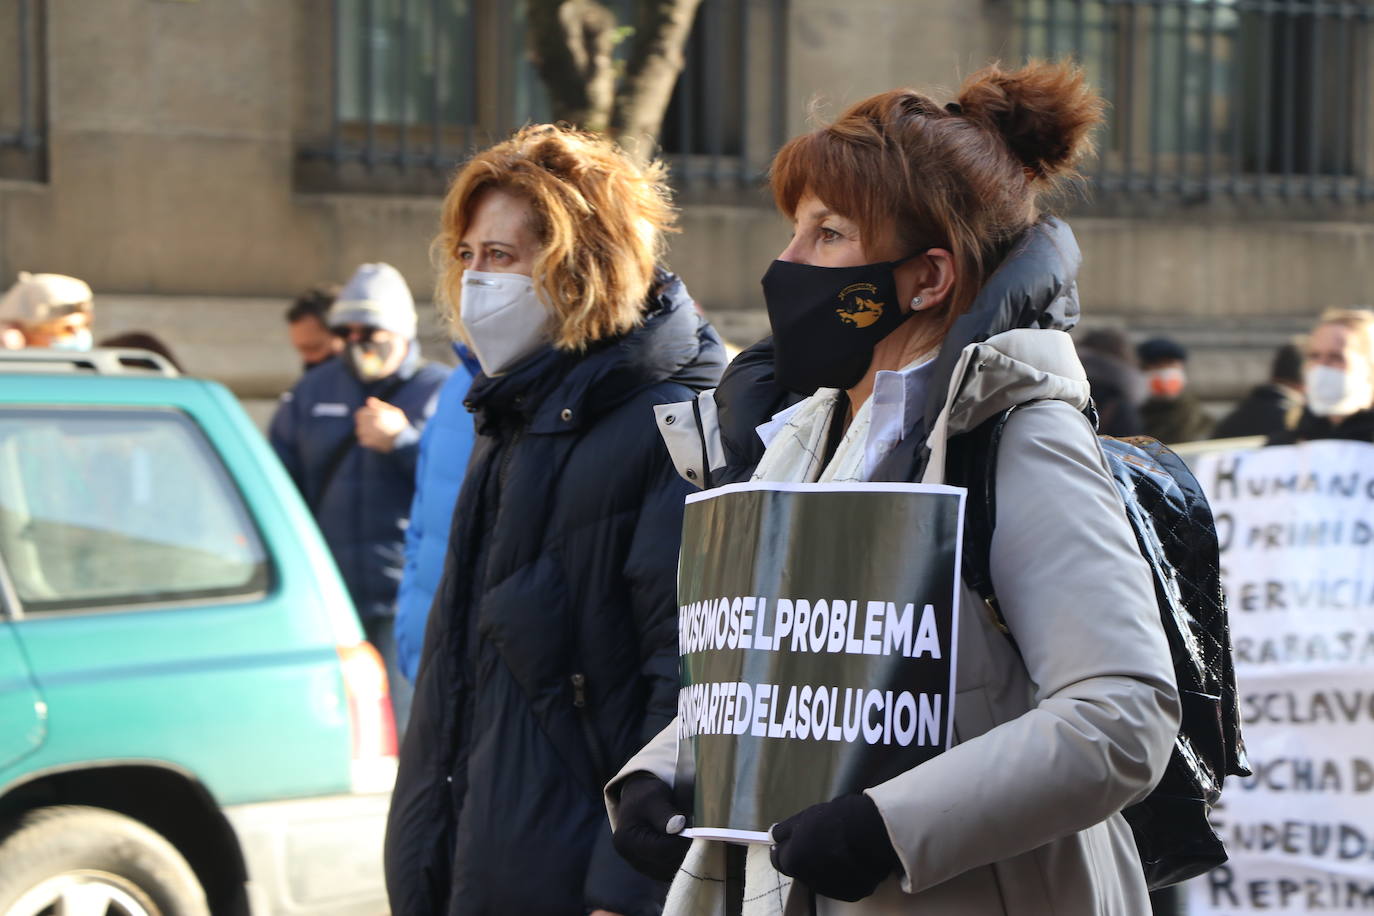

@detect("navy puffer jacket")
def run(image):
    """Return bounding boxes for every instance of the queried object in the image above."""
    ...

[385,273,725,916]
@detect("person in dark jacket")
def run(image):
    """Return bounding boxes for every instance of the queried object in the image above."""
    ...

[1137,336,1214,444]
[384,125,726,916]
[1213,342,1304,440]
[1270,308,1374,444]
[1076,328,1145,438]
[284,283,344,373]
[393,343,481,682]
[269,262,449,729]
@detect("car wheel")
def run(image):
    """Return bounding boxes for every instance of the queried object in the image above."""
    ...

[0,805,210,916]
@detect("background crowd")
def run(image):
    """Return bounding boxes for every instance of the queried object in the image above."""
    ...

[3,254,1372,692]
[3,247,1373,731]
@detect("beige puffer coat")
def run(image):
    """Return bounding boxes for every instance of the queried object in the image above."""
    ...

[607,328,1181,915]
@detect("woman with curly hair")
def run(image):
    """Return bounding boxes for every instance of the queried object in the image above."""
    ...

[385,125,725,916]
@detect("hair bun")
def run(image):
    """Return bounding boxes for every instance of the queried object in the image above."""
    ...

[955,60,1105,179]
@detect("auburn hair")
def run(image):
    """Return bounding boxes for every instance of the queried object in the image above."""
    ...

[434,124,677,350]
[770,60,1104,344]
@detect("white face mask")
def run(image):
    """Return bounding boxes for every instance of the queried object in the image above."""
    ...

[1305,364,1374,418]
[459,270,554,377]
[50,328,93,352]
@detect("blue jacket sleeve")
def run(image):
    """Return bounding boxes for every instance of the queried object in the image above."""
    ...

[394,422,432,683]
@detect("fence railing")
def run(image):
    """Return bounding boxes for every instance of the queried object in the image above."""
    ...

[1,0,45,177]
[1020,0,1374,202]
[300,0,788,191]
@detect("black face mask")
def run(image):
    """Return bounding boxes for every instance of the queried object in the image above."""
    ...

[761,253,925,392]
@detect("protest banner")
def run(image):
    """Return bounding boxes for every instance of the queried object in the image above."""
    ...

[1185,441,1374,914]
[674,480,963,842]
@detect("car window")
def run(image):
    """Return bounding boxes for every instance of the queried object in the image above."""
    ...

[0,407,269,613]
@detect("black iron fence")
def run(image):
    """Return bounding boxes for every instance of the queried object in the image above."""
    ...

[1020,0,1374,202]
[1,0,45,180]
[301,0,788,191]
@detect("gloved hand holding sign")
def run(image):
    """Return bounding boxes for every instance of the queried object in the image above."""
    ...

[612,773,690,883]
[769,793,900,902]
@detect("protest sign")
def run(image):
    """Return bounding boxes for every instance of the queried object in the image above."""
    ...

[674,480,963,843]
[1185,441,1374,914]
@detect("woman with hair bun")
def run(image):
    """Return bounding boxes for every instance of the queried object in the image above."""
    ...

[385,124,725,916]
[607,61,1180,914]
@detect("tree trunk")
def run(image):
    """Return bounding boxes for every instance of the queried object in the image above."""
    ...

[527,0,620,132]
[612,0,705,161]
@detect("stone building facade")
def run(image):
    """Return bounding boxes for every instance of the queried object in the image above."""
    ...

[1,0,1371,416]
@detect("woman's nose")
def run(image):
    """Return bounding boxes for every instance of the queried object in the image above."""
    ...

[776,237,806,265]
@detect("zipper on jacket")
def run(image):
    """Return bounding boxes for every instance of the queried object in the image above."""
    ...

[570,672,611,779]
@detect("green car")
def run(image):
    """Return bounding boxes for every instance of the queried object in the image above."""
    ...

[0,349,395,915]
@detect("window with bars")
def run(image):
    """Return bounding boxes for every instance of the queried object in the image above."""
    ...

[301,0,788,191]
[0,0,46,183]
[317,0,547,171]
[1019,0,1374,202]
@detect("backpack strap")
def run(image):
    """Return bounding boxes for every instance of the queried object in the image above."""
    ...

[949,400,1102,646]
[946,406,1018,642]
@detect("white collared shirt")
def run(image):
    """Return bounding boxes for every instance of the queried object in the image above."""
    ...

[756,355,937,481]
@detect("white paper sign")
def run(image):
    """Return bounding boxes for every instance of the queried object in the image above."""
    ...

[1186,441,1374,914]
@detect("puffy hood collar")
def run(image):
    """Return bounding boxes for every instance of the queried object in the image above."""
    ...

[854,218,1090,485]
[918,328,1090,483]
[920,217,1082,430]
[465,270,725,434]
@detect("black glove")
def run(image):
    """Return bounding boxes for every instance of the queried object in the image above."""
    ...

[769,793,900,902]
[611,773,691,883]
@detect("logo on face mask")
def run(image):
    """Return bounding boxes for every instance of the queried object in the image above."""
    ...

[762,252,925,393]
[835,283,886,329]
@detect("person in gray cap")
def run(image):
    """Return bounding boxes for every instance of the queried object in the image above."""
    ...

[269,262,450,730]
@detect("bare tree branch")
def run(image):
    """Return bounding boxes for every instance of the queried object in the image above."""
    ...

[526,0,704,160]
[527,0,620,132]
[611,0,705,160]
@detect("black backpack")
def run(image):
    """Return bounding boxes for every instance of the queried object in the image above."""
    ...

[947,402,1251,890]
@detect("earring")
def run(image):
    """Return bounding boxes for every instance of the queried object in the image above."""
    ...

[911,296,924,308]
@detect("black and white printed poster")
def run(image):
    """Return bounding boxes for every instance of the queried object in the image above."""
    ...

[1186,441,1374,914]
[674,480,965,842]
